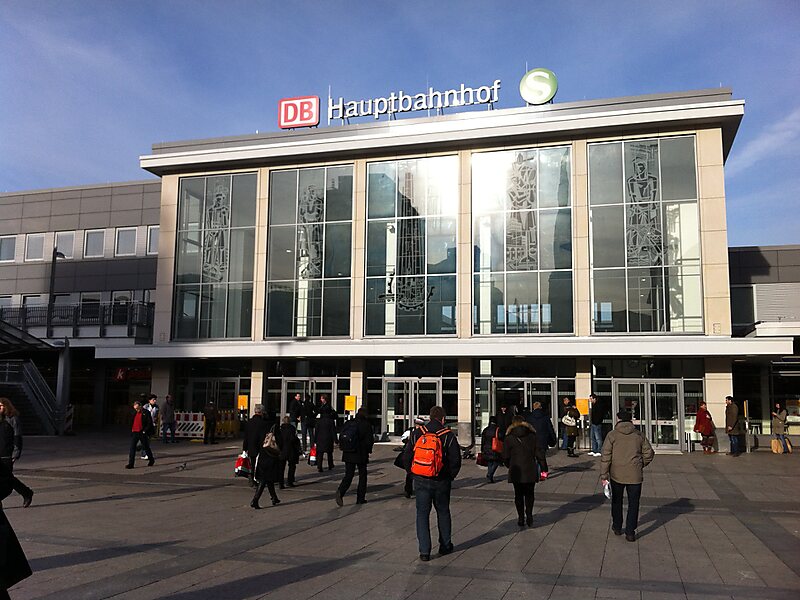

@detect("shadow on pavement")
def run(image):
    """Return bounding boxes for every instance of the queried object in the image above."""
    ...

[160,551,376,600]
[635,498,695,539]
[30,541,183,571]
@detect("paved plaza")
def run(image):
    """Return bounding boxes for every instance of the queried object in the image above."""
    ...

[4,432,800,600]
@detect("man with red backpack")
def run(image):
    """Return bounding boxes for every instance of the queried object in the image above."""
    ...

[403,406,461,562]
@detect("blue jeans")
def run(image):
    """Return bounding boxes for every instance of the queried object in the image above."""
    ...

[414,477,452,555]
[729,434,740,454]
[590,424,603,453]
[487,460,500,481]
[776,434,789,453]
[162,421,175,444]
[560,427,568,450]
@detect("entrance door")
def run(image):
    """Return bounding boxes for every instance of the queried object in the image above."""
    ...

[280,378,337,417]
[186,378,240,412]
[491,378,557,426]
[613,379,683,451]
[384,378,441,437]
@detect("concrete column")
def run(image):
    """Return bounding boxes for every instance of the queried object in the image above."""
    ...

[92,364,105,427]
[55,340,71,434]
[705,356,733,448]
[457,357,472,443]
[759,364,771,429]
[150,361,173,398]
[575,356,592,399]
[252,168,269,340]
[153,175,179,344]
[572,139,591,337]
[351,160,367,340]
[250,359,265,416]
[350,358,365,409]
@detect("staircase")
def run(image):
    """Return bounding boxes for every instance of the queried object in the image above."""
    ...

[0,360,58,435]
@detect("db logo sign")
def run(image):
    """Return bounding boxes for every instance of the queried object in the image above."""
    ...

[278,96,320,129]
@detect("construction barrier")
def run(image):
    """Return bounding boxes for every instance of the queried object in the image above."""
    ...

[174,410,239,439]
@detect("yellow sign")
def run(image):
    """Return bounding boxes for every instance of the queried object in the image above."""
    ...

[237,395,249,410]
[576,398,590,416]
[344,395,357,412]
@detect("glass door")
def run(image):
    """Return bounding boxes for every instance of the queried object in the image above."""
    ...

[187,378,240,412]
[491,378,556,422]
[280,378,337,417]
[613,379,684,451]
[384,378,442,437]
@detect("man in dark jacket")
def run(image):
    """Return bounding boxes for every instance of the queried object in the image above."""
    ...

[160,394,176,444]
[203,401,218,445]
[126,400,155,469]
[725,396,742,456]
[278,416,301,488]
[314,399,337,471]
[496,404,513,440]
[299,395,317,452]
[524,401,556,477]
[479,417,502,483]
[335,408,374,506]
[403,406,461,562]
[600,410,655,542]
[244,405,271,488]
[288,393,302,427]
[588,393,607,457]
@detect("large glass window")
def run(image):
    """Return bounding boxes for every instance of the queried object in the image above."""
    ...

[0,236,15,262]
[472,147,573,334]
[266,165,353,337]
[365,156,458,336]
[173,173,257,339]
[589,136,702,333]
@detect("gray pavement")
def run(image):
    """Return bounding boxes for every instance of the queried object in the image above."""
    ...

[4,432,800,600]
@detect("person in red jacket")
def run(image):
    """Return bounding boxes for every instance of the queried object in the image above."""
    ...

[126,400,155,469]
[693,401,716,454]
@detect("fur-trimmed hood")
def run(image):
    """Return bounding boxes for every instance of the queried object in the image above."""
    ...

[506,420,535,437]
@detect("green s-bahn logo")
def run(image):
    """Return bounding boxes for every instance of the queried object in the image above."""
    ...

[519,68,558,105]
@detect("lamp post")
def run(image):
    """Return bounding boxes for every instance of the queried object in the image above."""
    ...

[46,247,66,338]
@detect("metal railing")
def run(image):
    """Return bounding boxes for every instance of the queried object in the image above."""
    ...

[0,301,154,339]
[0,360,58,435]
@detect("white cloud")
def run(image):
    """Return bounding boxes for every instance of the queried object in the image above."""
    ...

[727,105,800,178]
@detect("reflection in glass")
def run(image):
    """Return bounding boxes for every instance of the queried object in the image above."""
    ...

[367,163,396,218]
[667,266,703,332]
[627,268,665,332]
[591,206,625,268]
[325,166,354,221]
[660,137,697,201]
[269,171,298,225]
[324,223,352,278]
[426,275,456,334]
[539,209,572,270]
[589,143,623,206]
[473,214,504,273]
[538,147,570,208]
[541,272,573,333]
[664,202,700,266]
[593,269,627,332]
[266,282,294,337]
[323,280,350,336]
[267,226,295,281]
[506,272,539,334]
[473,274,505,334]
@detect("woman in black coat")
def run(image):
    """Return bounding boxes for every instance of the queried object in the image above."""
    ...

[480,417,503,483]
[278,417,301,488]
[502,416,546,527]
[314,406,337,472]
[251,423,282,509]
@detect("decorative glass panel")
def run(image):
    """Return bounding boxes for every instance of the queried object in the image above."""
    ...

[538,147,571,208]
[506,211,537,271]
[627,268,665,332]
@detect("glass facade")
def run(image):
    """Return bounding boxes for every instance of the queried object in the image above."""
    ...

[173,173,257,339]
[472,147,573,334]
[589,137,702,333]
[266,165,353,337]
[365,156,458,336]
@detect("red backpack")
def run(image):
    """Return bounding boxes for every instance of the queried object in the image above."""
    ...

[411,425,449,477]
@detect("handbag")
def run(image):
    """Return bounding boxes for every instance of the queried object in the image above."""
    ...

[476,452,488,467]
[561,414,576,427]
[307,443,317,466]
[771,438,783,454]
[491,428,504,453]
[262,427,279,456]
[234,452,252,477]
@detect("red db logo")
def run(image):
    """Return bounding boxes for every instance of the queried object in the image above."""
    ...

[278,96,320,129]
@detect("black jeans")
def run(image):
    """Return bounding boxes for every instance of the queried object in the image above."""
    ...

[204,420,217,444]
[487,460,501,481]
[128,432,153,466]
[252,480,277,505]
[610,480,642,535]
[301,421,315,452]
[317,449,334,471]
[404,472,414,496]
[512,482,535,518]
[279,459,296,486]
[338,461,367,502]
[0,458,32,499]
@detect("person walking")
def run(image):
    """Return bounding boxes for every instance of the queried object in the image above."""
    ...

[299,394,317,452]
[479,416,503,483]
[141,394,159,458]
[251,422,282,509]
[588,393,607,457]
[524,401,556,479]
[160,394,176,444]
[314,398,337,472]
[502,415,546,526]
[288,392,302,426]
[278,416,301,487]
[0,399,34,508]
[1,462,32,600]
[203,401,218,445]
[600,410,655,542]
[126,400,155,469]
[495,404,513,440]
[561,399,581,457]
[771,402,790,454]
[558,396,572,449]
[244,405,270,488]
[335,408,375,506]
[403,406,461,562]
[693,400,716,454]
[725,396,742,456]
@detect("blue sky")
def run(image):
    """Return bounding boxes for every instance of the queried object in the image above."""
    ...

[1,1,798,246]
